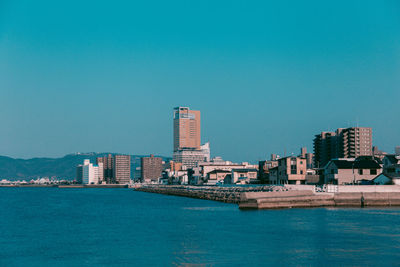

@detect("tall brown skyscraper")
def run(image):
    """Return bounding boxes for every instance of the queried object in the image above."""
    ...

[173,107,201,152]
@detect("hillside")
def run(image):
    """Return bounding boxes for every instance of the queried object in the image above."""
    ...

[0,153,171,181]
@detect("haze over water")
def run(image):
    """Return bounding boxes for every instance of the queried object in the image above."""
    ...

[1,188,400,266]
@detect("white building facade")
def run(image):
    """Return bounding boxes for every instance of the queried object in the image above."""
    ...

[173,142,211,168]
[78,159,103,184]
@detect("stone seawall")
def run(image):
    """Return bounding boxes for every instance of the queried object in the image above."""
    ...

[135,185,285,204]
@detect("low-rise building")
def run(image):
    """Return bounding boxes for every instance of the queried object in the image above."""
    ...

[206,169,231,183]
[200,161,256,177]
[231,168,258,184]
[269,167,279,184]
[258,160,279,184]
[276,156,308,185]
[372,173,400,185]
[304,169,322,185]
[324,157,382,184]
[383,155,400,177]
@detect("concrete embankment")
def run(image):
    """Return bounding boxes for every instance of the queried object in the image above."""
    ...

[239,190,334,209]
[135,185,282,203]
[239,191,400,209]
[136,185,400,209]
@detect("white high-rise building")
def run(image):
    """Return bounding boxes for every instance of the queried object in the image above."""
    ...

[77,159,103,184]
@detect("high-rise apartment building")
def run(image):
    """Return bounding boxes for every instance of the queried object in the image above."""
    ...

[314,131,341,168]
[114,155,131,184]
[173,107,201,152]
[313,127,372,168]
[96,154,131,184]
[341,127,372,158]
[141,155,163,183]
[76,165,83,184]
[76,159,102,184]
[97,154,114,184]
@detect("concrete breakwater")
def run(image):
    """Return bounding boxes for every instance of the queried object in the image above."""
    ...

[239,190,400,209]
[136,185,400,209]
[135,185,286,204]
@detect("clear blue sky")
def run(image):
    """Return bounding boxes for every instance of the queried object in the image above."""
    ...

[1,0,399,162]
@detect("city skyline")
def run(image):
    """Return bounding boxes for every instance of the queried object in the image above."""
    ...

[2,2,400,266]
[1,1,400,162]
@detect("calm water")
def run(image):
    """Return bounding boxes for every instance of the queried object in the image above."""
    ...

[1,188,400,266]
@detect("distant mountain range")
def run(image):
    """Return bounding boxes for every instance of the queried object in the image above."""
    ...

[0,153,171,181]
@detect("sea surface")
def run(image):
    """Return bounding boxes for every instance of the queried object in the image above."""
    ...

[1,188,400,266]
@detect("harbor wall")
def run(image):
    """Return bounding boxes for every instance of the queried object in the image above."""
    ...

[337,185,400,192]
[136,185,400,209]
[135,185,279,203]
[283,184,400,193]
[240,191,400,209]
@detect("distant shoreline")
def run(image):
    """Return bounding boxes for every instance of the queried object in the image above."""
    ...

[0,184,129,188]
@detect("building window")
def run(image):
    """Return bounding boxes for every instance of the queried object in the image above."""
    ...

[300,170,303,174]
[291,170,297,175]
[370,169,377,175]
[358,169,363,175]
